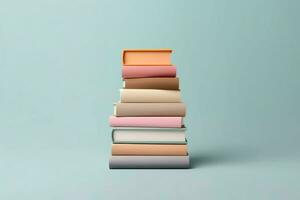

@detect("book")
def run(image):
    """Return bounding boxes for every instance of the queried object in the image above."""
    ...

[114,103,186,117]
[122,49,172,66]
[109,155,190,169]
[112,127,186,144]
[122,66,176,79]
[111,144,187,156]
[120,89,181,103]
[123,77,179,90]
[109,116,183,128]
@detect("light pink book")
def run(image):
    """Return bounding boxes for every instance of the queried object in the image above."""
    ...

[122,66,176,79]
[109,116,182,128]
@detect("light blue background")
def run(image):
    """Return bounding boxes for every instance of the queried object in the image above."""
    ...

[1,0,300,199]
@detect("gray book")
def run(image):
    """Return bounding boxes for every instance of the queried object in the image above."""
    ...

[109,155,190,169]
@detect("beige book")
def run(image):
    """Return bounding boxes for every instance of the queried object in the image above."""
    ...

[120,89,181,103]
[123,77,179,90]
[114,103,186,117]
[111,144,187,156]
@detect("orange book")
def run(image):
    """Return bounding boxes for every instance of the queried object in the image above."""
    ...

[122,49,172,66]
[111,144,187,156]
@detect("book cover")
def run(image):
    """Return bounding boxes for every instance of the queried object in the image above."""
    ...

[122,49,172,66]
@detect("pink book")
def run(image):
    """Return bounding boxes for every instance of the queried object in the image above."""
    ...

[109,116,183,128]
[122,66,176,79]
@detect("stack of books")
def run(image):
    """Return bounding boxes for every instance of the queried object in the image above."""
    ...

[109,49,190,169]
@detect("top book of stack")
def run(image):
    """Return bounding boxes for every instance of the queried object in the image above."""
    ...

[122,49,172,66]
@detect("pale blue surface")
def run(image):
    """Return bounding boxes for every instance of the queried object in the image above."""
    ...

[1,0,300,199]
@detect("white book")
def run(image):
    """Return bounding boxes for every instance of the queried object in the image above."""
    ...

[112,127,186,144]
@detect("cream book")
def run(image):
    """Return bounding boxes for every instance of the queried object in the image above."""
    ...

[120,89,181,103]
[112,127,186,144]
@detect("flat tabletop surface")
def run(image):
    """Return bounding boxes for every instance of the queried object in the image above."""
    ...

[2,140,300,199]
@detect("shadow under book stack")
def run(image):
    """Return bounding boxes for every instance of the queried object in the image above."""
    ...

[109,49,190,169]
